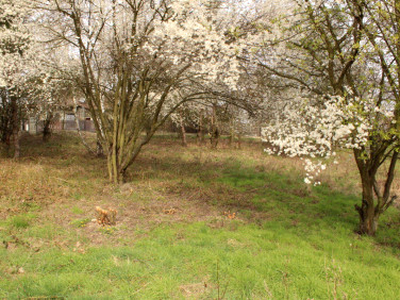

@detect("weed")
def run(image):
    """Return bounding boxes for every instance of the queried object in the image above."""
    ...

[325,259,345,300]
[9,215,32,229]
[215,259,229,300]
[99,226,118,235]
[70,218,91,228]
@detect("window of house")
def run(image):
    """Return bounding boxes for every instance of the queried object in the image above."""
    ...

[65,114,75,121]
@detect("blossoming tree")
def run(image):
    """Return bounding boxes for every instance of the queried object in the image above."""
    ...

[256,0,399,235]
[0,0,62,153]
[33,0,254,183]
[0,0,32,157]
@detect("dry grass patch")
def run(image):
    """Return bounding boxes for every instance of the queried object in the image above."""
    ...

[0,133,398,247]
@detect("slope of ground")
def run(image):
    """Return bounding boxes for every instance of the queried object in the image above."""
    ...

[0,132,399,299]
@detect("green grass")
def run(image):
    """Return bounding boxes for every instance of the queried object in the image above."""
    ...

[8,215,32,229]
[0,132,399,299]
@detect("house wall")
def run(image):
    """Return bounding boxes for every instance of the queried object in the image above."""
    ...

[26,106,95,134]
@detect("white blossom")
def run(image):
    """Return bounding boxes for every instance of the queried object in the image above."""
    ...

[262,93,395,185]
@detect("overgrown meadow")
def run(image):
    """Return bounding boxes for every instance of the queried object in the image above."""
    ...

[1,132,400,299]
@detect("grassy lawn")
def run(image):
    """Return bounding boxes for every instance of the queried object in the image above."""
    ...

[1,132,400,299]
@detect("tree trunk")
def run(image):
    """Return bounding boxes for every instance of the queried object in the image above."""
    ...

[107,143,142,184]
[355,180,379,236]
[229,117,235,147]
[13,129,20,159]
[42,114,53,142]
[353,148,399,235]
[107,149,122,184]
[210,105,219,149]
[0,122,12,155]
[236,133,242,149]
[96,138,104,157]
[11,97,20,159]
[358,208,379,236]
[2,130,12,154]
[180,118,187,147]
[211,128,219,149]
[197,112,205,145]
[353,151,378,235]
[62,111,65,130]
